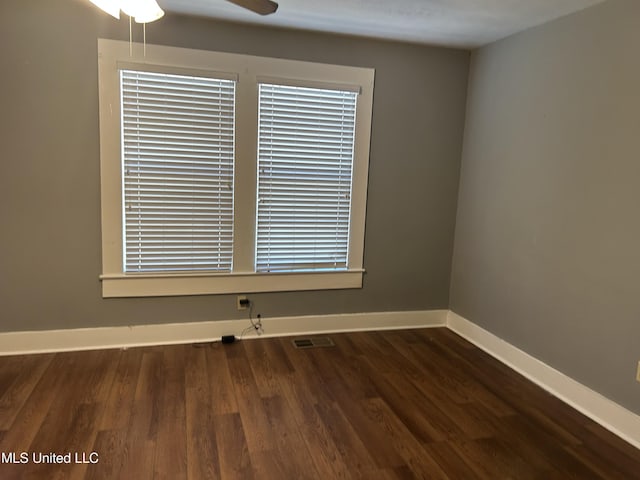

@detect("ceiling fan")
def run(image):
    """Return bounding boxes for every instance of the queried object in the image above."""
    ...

[226,0,278,16]
[89,0,278,23]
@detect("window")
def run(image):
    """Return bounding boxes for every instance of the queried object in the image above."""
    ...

[97,39,374,297]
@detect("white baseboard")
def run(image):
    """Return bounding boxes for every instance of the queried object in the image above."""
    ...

[447,311,640,451]
[0,309,447,356]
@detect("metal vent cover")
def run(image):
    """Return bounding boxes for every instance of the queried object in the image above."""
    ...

[292,337,335,349]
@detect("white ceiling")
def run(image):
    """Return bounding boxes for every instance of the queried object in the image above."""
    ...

[159,0,604,49]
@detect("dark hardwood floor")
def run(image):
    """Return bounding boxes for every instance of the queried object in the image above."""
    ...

[0,327,638,479]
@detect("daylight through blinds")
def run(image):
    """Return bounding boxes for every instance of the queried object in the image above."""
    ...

[121,70,235,272]
[256,84,357,272]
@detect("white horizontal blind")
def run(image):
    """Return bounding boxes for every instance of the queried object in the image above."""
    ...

[121,70,235,272]
[256,83,357,272]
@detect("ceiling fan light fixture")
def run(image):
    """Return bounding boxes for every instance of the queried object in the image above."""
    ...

[90,0,164,23]
[121,0,165,23]
[134,4,165,23]
[89,0,121,19]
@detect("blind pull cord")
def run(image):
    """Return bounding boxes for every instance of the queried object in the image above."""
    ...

[128,16,148,57]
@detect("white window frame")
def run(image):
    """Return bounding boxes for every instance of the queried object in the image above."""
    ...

[97,39,374,298]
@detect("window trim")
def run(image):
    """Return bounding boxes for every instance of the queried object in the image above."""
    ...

[97,39,374,298]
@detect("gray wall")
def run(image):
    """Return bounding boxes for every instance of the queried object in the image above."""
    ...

[451,0,640,415]
[0,0,469,332]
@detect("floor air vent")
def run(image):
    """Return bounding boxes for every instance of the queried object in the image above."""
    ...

[292,337,335,349]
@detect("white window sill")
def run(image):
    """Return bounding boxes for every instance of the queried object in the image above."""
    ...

[100,270,364,298]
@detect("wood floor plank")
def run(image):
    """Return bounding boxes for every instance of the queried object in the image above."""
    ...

[153,346,188,480]
[575,422,640,479]
[0,354,53,430]
[0,353,68,458]
[359,397,451,480]
[184,346,221,480]
[328,390,406,469]
[214,413,253,480]
[492,414,594,477]
[85,429,126,480]
[382,337,501,440]
[13,351,114,480]
[115,349,164,480]
[225,343,278,455]
[47,403,101,480]
[355,354,449,443]
[450,437,550,480]
[247,449,289,479]
[279,337,336,407]
[206,343,239,415]
[0,356,27,398]
[383,369,467,440]
[98,349,142,431]
[425,329,585,446]
[302,344,405,469]
[260,394,321,479]
[243,337,293,399]
[67,351,121,480]
[276,339,354,479]
[397,330,517,416]
[325,336,381,400]
[421,441,483,480]
[563,445,627,480]
[313,400,380,479]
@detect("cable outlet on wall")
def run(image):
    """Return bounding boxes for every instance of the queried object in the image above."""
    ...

[237,295,249,310]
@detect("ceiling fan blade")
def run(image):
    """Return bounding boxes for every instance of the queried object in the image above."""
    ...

[226,0,278,16]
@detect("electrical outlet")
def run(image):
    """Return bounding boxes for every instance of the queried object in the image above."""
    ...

[237,295,249,310]
[636,361,640,383]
